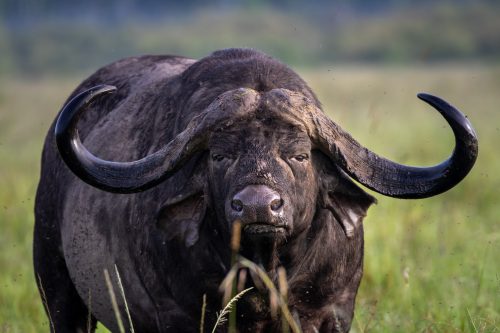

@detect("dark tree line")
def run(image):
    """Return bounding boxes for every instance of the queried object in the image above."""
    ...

[1,0,493,25]
[0,0,498,75]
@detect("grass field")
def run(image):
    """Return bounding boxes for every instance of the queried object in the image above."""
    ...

[0,64,498,332]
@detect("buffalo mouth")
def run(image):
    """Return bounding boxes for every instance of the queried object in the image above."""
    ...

[243,223,287,235]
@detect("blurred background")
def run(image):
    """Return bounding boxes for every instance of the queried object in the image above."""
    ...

[0,0,498,332]
[1,0,500,76]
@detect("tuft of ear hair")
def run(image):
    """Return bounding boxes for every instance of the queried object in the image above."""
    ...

[156,163,208,247]
[156,191,206,247]
[316,153,376,238]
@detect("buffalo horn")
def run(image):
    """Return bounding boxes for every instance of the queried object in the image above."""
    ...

[55,85,259,193]
[310,93,478,198]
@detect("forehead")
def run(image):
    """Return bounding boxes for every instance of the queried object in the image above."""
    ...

[208,87,314,150]
[209,117,310,149]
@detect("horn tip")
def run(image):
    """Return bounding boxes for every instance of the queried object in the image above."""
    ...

[417,92,439,104]
[416,92,457,118]
[417,92,478,149]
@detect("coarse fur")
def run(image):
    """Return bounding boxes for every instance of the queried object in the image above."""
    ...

[35,49,375,332]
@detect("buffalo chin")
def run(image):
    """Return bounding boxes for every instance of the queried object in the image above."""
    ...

[240,227,285,271]
[243,223,286,235]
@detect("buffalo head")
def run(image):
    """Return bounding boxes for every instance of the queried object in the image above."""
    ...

[55,83,477,262]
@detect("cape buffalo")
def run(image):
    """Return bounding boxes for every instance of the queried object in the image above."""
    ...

[34,48,478,332]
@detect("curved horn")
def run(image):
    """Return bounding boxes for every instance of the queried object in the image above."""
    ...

[55,85,259,193]
[310,93,478,198]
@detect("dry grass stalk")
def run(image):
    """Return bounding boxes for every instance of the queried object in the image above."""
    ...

[200,294,207,333]
[237,269,248,293]
[104,268,125,333]
[114,264,136,333]
[37,274,55,333]
[228,220,242,332]
[230,221,242,253]
[220,266,238,305]
[238,258,302,333]
[211,287,253,333]
[278,267,290,333]
[278,267,288,300]
[270,291,278,319]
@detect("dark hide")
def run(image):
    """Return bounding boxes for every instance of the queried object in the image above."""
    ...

[35,49,375,333]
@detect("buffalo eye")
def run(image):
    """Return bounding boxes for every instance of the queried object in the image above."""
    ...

[211,154,226,162]
[292,154,309,162]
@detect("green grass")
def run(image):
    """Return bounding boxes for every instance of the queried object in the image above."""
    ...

[0,65,498,332]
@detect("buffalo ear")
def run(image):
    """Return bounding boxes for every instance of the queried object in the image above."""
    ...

[317,154,376,238]
[156,163,207,248]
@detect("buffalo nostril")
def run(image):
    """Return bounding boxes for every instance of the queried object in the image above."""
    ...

[231,199,243,212]
[270,198,283,211]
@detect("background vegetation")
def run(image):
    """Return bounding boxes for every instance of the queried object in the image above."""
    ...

[1,0,500,76]
[0,0,498,332]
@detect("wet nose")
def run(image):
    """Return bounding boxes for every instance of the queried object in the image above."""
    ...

[230,185,283,220]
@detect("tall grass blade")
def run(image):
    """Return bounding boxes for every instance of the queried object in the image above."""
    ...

[238,257,302,333]
[220,265,238,305]
[228,221,242,332]
[278,267,290,333]
[200,294,207,333]
[114,264,135,333]
[466,307,479,333]
[104,268,125,333]
[354,315,364,333]
[37,274,55,333]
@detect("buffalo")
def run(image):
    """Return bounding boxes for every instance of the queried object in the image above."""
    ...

[34,48,478,332]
